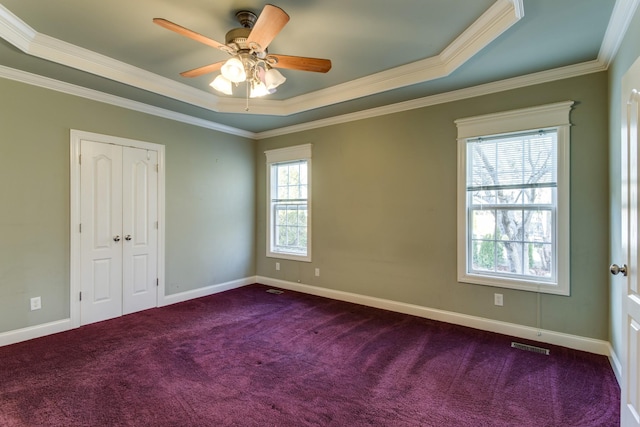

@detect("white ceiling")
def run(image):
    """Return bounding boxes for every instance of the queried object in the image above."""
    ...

[0,0,625,135]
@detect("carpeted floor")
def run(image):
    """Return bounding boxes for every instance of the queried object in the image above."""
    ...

[0,284,620,426]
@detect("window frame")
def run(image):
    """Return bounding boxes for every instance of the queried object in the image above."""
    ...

[265,144,312,262]
[455,101,573,295]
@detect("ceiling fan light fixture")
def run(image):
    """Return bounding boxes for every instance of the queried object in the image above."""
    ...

[265,68,286,91]
[210,74,233,95]
[221,56,246,83]
[250,80,269,98]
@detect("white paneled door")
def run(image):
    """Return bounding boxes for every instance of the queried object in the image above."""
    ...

[122,145,158,315]
[80,139,158,325]
[618,56,640,427]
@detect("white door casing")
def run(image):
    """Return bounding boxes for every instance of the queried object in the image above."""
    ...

[70,130,165,327]
[619,56,640,427]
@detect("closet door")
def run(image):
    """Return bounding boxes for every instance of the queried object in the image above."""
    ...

[80,140,123,325]
[122,147,158,314]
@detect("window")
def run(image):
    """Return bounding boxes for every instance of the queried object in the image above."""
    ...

[265,144,312,262]
[456,102,572,295]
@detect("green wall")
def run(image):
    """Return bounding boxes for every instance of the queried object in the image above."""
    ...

[0,51,617,343]
[608,6,640,361]
[0,78,256,334]
[257,72,610,340]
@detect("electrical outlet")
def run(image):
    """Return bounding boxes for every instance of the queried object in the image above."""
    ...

[276,262,280,271]
[494,293,503,306]
[315,268,320,277]
[30,296,42,311]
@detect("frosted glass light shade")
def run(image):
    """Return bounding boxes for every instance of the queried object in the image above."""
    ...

[265,68,286,91]
[210,75,233,95]
[221,57,246,83]
[250,81,269,98]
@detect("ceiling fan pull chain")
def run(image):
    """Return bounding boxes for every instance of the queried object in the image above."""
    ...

[245,81,250,112]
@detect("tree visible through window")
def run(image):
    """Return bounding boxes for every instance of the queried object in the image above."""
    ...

[456,101,572,295]
[265,144,312,262]
[273,161,308,255]
[467,131,556,281]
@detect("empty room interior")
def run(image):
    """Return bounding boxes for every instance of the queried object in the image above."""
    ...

[1,0,640,425]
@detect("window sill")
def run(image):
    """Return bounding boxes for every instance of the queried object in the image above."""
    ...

[458,272,569,296]
[267,252,312,263]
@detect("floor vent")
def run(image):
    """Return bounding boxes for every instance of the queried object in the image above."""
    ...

[266,289,284,295]
[511,342,550,355]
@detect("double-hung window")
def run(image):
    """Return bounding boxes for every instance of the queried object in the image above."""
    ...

[456,102,572,295]
[265,144,312,262]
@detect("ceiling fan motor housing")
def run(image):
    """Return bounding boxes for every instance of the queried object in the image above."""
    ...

[225,27,251,49]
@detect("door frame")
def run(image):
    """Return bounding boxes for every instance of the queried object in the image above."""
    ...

[70,130,166,328]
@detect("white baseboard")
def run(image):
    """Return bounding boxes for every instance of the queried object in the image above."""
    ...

[1,276,617,365]
[0,318,73,348]
[608,344,622,385]
[256,276,612,356]
[0,276,257,348]
[160,276,255,306]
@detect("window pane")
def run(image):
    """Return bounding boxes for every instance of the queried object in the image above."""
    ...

[525,243,552,278]
[277,185,288,199]
[524,187,553,204]
[497,241,522,274]
[471,210,495,239]
[297,208,307,226]
[467,131,557,189]
[472,240,495,271]
[496,210,523,241]
[278,166,289,185]
[288,165,300,185]
[300,164,308,185]
[496,189,523,205]
[472,190,496,205]
[276,206,287,225]
[524,210,552,243]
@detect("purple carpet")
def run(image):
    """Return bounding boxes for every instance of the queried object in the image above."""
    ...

[0,284,619,426]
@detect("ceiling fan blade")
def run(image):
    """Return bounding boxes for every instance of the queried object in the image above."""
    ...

[153,18,228,51]
[180,61,225,78]
[246,5,290,52]
[269,54,332,73]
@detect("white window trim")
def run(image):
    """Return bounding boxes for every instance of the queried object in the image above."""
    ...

[455,101,573,296]
[265,144,312,262]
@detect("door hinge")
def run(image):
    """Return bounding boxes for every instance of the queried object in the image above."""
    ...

[79,291,82,301]
[156,278,159,287]
[156,164,159,172]
[155,221,158,229]
[79,154,81,165]
[79,223,82,233]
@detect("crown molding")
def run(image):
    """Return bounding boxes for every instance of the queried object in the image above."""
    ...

[598,0,640,67]
[0,65,255,139]
[0,1,523,117]
[256,60,607,139]
[0,57,606,141]
[0,4,35,51]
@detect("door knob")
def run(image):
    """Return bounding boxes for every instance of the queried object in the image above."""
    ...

[125,235,132,241]
[610,264,628,276]
[113,235,121,242]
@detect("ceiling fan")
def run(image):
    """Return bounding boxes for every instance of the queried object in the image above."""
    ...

[153,4,332,99]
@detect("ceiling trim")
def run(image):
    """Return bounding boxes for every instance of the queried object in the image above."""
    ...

[256,60,607,139]
[0,65,254,139]
[0,0,523,117]
[598,0,640,67]
[0,58,609,141]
